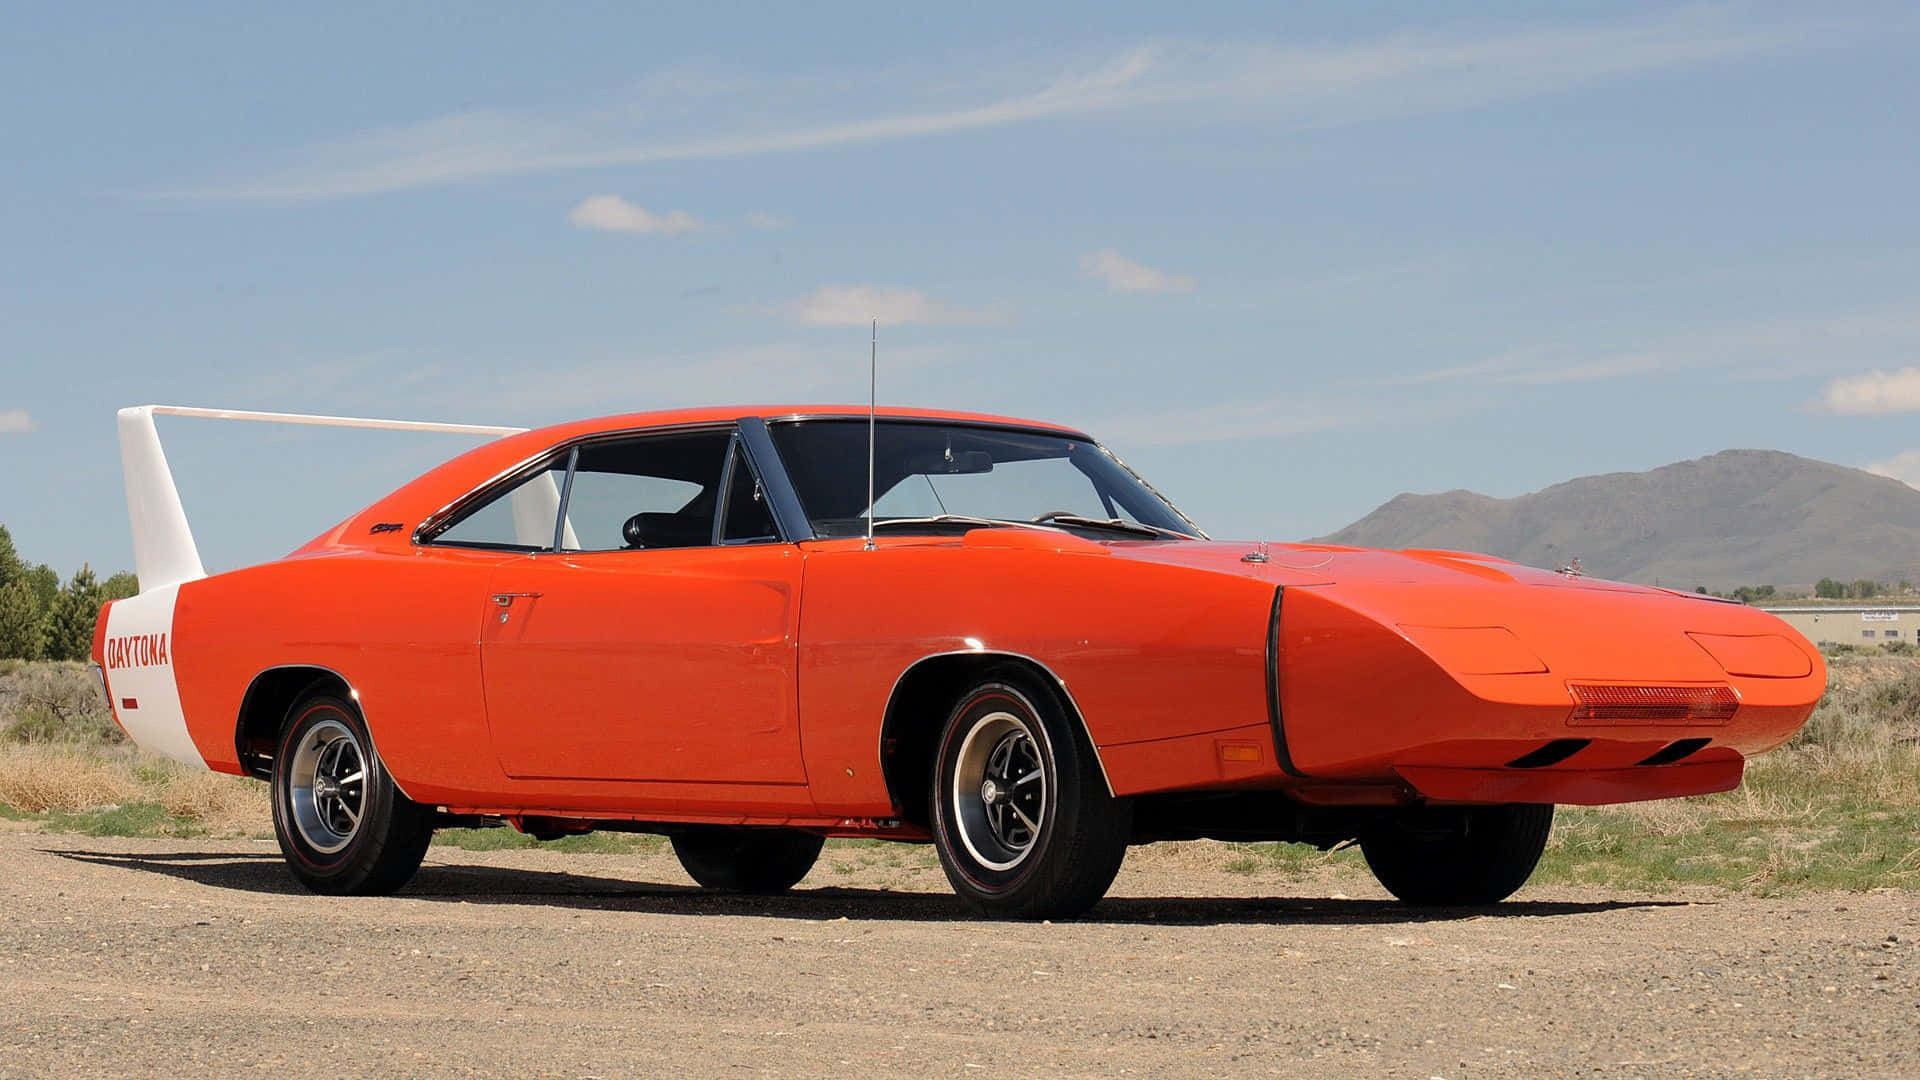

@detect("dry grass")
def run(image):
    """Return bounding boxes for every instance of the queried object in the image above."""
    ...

[0,744,140,813]
[0,742,266,831]
[155,763,270,833]
[0,662,268,834]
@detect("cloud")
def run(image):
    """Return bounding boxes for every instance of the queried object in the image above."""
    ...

[1866,450,1920,490]
[1090,394,1471,447]
[249,343,967,420]
[151,9,1819,201]
[745,212,790,230]
[1080,249,1194,294]
[568,195,702,235]
[0,410,35,434]
[771,286,1007,327]
[1814,368,1920,415]
[1383,306,1920,389]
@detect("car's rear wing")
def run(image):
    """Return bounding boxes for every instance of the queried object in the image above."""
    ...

[118,405,526,594]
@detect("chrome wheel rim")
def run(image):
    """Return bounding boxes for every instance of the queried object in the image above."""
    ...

[288,718,367,855]
[951,709,1048,871]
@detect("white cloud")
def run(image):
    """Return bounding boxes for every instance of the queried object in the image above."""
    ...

[1080,249,1194,294]
[568,195,702,235]
[1090,395,1471,448]
[251,343,966,419]
[1866,450,1920,490]
[151,9,1819,201]
[1383,307,1920,389]
[745,211,790,230]
[0,410,35,434]
[773,286,1007,327]
[1814,368,1920,415]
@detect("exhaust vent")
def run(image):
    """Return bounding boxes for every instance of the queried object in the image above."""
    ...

[1637,737,1712,766]
[1567,683,1738,727]
[1506,738,1591,769]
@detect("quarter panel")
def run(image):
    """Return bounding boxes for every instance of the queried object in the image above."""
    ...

[169,548,510,795]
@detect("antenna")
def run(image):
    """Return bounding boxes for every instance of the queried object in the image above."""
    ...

[865,317,877,551]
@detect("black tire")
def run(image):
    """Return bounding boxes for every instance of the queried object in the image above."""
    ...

[671,827,824,893]
[929,671,1131,919]
[270,693,433,896]
[1360,803,1554,906]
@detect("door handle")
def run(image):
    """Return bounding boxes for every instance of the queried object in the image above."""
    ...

[491,592,542,607]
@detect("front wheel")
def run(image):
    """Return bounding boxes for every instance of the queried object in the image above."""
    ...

[929,673,1131,919]
[1360,803,1554,906]
[271,694,433,896]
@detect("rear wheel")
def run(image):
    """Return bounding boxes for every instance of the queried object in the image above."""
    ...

[1360,803,1554,905]
[671,827,824,893]
[270,694,433,896]
[929,672,1130,919]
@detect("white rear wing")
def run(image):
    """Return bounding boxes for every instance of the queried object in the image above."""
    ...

[118,405,527,593]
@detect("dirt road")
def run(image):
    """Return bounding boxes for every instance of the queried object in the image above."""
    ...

[1,831,1913,1078]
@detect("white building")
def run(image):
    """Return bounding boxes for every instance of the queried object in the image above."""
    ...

[1760,605,1920,646]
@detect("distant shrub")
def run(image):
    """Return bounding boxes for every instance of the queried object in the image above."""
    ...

[0,662,120,745]
[1882,639,1913,656]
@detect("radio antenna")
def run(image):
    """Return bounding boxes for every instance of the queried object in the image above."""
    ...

[865,317,877,551]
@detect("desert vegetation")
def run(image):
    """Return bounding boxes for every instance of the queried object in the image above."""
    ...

[3,651,1916,894]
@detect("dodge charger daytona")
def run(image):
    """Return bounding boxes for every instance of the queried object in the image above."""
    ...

[92,403,1826,918]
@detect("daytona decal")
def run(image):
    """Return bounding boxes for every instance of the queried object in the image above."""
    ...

[105,632,170,670]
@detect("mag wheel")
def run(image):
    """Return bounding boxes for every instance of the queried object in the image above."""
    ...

[930,672,1130,919]
[271,694,432,896]
[670,827,825,894]
[1360,803,1554,906]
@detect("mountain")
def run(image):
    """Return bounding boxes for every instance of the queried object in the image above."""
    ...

[1313,450,1920,591]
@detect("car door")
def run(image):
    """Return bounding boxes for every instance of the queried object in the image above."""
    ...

[478,427,808,784]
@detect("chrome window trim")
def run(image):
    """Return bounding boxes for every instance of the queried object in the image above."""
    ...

[550,446,581,554]
[711,432,784,547]
[735,417,814,542]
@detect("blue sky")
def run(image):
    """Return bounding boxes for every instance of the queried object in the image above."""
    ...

[4,2,1919,577]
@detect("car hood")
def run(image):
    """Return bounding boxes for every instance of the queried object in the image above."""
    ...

[1108,540,1608,590]
[1110,539,1815,684]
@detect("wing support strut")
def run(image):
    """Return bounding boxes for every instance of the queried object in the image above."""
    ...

[116,405,526,594]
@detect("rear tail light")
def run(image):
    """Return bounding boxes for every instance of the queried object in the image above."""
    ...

[1567,683,1738,726]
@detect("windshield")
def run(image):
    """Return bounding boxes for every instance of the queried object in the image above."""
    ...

[768,420,1201,540]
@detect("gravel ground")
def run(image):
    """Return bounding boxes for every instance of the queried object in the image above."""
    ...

[1,830,1914,1078]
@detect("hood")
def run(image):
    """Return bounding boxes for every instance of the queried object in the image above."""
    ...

[1110,539,1808,684]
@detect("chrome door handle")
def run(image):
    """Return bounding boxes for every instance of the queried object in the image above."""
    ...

[491,592,542,607]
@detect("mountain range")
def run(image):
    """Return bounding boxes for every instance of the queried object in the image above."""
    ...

[1313,450,1920,591]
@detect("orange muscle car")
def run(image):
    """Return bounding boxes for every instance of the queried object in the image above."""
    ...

[93,404,1826,917]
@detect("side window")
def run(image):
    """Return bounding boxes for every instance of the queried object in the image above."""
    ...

[720,443,780,543]
[433,462,569,550]
[560,430,731,551]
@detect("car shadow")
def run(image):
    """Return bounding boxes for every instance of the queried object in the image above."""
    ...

[45,847,1690,926]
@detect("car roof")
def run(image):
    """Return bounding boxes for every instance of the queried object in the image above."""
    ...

[322,405,1096,548]
[522,404,1089,444]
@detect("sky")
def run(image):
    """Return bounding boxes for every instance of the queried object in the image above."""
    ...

[3,2,1919,578]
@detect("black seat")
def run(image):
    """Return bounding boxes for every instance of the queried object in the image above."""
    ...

[622,512,711,550]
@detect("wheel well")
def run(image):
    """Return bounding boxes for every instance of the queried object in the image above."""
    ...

[879,653,1107,828]
[235,667,350,779]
